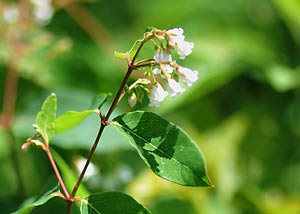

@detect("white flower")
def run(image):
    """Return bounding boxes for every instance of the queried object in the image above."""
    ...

[31,0,54,25]
[176,41,194,59]
[148,83,168,107]
[167,28,194,59]
[152,68,161,74]
[167,28,185,45]
[154,49,172,62]
[167,79,185,97]
[153,50,174,75]
[153,64,173,75]
[178,67,198,86]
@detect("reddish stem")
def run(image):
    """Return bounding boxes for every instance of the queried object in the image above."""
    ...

[45,146,70,200]
[66,34,149,214]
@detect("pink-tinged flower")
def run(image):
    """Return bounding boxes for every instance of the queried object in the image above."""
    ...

[148,83,168,107]
[178,67,198,86]
[167,28,194,59]
[167,79,185,97]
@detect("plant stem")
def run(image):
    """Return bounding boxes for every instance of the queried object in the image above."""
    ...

[70,116,104,199]
[70,64,135,199]
[45,147,70,199]
[68,38,148,202]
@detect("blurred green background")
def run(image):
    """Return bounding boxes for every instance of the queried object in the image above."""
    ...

[1,0,300,213]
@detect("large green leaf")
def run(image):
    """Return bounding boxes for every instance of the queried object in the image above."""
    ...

[35,93,57,142]
[80,192,151,214]
[54,109,98,133]
[112,111,212,187]
[12,183,59,214]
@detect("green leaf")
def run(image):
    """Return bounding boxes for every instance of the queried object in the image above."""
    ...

[114,39,143,60]
[13,183,59,214]
[145,26,156,33]
[54,109,98,133]
[114,51,127,59]
[112,111,212,187]
[80,192,151,214]
[114,27,155,61]
[35,93,57,142]
[127,39,143,59]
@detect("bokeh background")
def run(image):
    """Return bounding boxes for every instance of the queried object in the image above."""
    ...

[1,0,300,213]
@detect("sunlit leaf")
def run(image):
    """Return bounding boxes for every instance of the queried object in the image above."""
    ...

[54,110,98,133]
[35,93,57,142]
[12,184,59,214]
[80,192,151,214]
[112,111,212,187]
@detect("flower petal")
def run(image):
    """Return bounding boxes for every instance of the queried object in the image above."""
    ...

[167,79,185,97]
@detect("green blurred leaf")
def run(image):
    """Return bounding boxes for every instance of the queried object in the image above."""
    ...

[35,93,57,142]
[80,192,151,214]
[272,0,300,42]
[54,110,98,133]
[264,65,300,92]
[112,111,212,187]
[12,184,59,214]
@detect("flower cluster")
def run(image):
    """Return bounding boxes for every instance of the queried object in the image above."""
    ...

[127,27,199,107]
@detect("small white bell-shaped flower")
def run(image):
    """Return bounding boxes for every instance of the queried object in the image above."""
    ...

[178,67,198,86]
[167,28,194,59]
[167,79,185,97]
[148,82,168,107]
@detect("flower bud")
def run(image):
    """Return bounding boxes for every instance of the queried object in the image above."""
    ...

[128,93,137,108]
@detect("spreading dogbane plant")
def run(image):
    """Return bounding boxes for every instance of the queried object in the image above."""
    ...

[15,27,212,214]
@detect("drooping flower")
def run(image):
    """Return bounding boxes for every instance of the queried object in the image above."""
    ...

[153,49,174,75]
[167,79,185,97]
[154,49,172,62]
[167,28,194,59]
[178,66,199,86]
[148,82,168,107]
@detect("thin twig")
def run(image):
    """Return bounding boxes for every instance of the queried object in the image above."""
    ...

[45,147,70,199]
[68,33,150,213]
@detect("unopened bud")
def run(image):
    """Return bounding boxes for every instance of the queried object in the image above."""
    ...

[128,93,137,108]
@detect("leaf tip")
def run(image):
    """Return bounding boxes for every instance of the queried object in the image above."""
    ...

[201,175,214,187]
